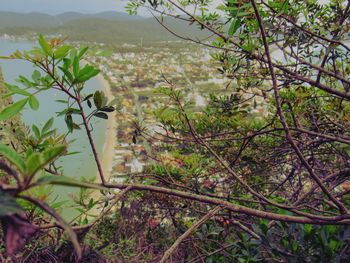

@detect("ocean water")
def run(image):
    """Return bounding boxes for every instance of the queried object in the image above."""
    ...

[0,39,108,217]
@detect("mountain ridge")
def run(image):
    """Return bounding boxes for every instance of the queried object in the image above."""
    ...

[0,11,144,28]
[0,11,211,44]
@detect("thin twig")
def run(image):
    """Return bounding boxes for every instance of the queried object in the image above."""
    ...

[160,206,222,263]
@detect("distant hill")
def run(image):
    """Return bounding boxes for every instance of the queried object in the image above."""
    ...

[0,12,57,27]
[0,11,210,44]
[0,11,143,28]
[56,11,144,23]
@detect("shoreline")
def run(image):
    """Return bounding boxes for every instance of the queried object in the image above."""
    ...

[97,74,116,183]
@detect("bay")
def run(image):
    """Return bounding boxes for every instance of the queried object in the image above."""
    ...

[0,39,107,218]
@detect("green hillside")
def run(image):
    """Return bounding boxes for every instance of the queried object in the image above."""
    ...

[0,12,210,44]
[0,11,142,28]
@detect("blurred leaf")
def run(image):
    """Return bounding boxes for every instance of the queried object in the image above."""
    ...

[0,145,26,173]
[87,100,92,108]
[17,75,35,88]
[41,145,66,164]
[65,114,73,132]
[78,46,89,58]
[100,106,115,112]
[25,153,42,177]
[55,99,68,104]
[32,124,41,139]
[54,45,70,59]
[4,83,30,96]
[72,54,80,78]
[83,94,93,101]
[42,117,54,134]
[72,123,81,130]
[76,64,100,83]
[59,66,74,84]
[38,35,53,56]
[28,95,39,111]
[93,91,103,109]
[25,146,65,177]
[32,70,41,83]
[0,190,24,217]
[0,98,28,121]
[94,112,108,119]
[228,18,241,36]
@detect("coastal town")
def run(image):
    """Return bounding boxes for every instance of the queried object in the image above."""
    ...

[85,42,231,183]
[0,33,235,184]
[0,34,271,185]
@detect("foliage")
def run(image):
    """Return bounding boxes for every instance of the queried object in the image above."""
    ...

[0,35,116,261]
[124,0,350,261]
[1,0,350,262]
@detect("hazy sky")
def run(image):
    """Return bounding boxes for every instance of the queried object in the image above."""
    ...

[0,0,128,14]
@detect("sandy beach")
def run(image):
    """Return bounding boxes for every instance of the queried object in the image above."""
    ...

[97,73,116,183]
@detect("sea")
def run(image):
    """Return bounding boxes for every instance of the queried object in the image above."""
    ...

[0,39,108,218]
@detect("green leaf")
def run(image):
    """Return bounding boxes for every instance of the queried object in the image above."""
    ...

[304,224,313,235]
[55,99,68,104]
[54,45,70,59]
[63,58,71,69]
[28,47,45,58]
[329,239,338,254]
[25,146,65,177]
[87,100,92,108]
[87,198,95,209]
[100,106,115,112]
[242,42,254,52]
[25,153,42,177]
[41,130,56,139]
[72,123,81,130]
[32,70,41,83]
[78,46,89,58]
[0,98,28,121]
[36,175,108,190]
[0,144,26,173]
[42,117,54,135]
[28,95,39,111]
[65,114,73,133]
[76,65,100,83]
[93,91,103,109]
[72,55,80,78]
[4,83,31,96]
[32,124,41,139]
[292,240,299,253]
[237,11,253,17]
[228,18,241,36]
[57,108,81,117]
[58,66,74,84]
[17,75,35,88]
[38,35,53,56]
[41,145,66,164]
[83,94,93,101]
[66,151,80,156]
[93,112,108,119]
[0,190,23,217]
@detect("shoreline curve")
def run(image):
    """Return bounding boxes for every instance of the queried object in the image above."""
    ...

[97,73,116,183]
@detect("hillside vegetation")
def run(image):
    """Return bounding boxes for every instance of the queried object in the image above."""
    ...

[2,0,350,262]
[0,11,210,44]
